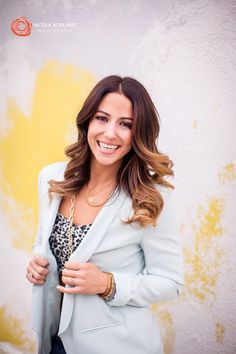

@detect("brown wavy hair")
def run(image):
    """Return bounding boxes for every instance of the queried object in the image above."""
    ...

[48,75,174,227]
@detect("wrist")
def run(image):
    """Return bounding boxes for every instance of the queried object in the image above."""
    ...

[99,272,115,301]
[99,272,109,294]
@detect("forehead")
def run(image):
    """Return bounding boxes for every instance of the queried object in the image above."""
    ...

[97,92,133,116]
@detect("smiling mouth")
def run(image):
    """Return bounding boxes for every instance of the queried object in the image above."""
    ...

[97,141,120,151]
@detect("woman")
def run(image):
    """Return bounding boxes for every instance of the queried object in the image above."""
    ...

[26,75,184,354]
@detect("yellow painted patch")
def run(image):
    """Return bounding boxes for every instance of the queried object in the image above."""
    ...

[158,311,175,354]
[0,306,35,352]
[184,197,225,302]
[0,60,95,252]
[218,163,236,184]
[215,322,225,344]
[151,305,175,354]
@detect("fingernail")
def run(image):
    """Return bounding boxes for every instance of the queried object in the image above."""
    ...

[56,285,60,289]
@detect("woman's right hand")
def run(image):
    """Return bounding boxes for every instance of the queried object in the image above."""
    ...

[26,254,49,285]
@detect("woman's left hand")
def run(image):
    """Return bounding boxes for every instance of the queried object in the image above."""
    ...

[57,261,108,295]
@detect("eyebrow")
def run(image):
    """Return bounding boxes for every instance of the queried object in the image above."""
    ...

[96,110,133,120]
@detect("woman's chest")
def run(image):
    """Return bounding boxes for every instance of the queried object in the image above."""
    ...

[89,219,145,271]
[58,194,103,225]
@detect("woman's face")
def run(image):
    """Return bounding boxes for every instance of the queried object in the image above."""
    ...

[87,92,133,168]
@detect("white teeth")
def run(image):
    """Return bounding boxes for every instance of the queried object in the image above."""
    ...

[98,141,119,150]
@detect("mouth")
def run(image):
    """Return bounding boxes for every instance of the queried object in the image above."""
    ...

[97,140,120,153]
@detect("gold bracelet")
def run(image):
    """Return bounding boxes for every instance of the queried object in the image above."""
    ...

[99,272,111,297]
[104,273,115,300]
[100,273,115,300]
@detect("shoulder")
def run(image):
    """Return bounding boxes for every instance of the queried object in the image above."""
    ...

[140,184,177,242]
[153,183,176,226]
[38,161,68,182]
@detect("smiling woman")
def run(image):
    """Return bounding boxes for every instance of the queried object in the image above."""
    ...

[26,75,184,354]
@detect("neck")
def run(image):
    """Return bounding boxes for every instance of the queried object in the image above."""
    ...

[88,158,121,188]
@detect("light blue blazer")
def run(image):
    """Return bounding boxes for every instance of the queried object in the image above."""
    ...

[31,161,184,354]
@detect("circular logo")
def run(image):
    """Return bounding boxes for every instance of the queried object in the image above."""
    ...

[11,17,32,36]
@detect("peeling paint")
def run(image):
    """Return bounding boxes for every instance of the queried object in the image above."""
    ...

[184,197,225,302]
[0,306,35,352]
[218,163,236,185]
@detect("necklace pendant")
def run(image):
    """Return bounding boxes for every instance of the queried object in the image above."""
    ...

[87,196,94,204]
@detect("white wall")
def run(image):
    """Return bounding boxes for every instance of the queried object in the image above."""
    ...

[0,1,235,353]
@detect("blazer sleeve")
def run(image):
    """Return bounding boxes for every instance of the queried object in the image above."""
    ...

[107,189,184,307]
[32,168,44,254]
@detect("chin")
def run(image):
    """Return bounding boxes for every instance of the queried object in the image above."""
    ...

[91,152,124,167]
[96,158,122,167]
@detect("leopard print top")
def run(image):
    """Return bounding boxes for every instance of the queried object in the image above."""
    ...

[49,212,92,275]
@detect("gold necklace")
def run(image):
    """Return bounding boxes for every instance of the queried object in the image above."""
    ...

[67,193,76,257]
[66,182,117,257]
[67,189,109,258]
[86,181,117,207]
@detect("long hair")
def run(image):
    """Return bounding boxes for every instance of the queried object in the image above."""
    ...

[48,75,174,227]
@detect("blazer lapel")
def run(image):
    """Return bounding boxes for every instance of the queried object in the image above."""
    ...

[42,195,62,247]
[59,187,127,335]
[41,165,66,247]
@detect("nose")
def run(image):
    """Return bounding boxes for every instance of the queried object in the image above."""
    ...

[103,122,117,139]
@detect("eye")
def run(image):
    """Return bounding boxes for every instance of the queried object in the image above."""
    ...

[120,121,133,129]
[95,115,108,122]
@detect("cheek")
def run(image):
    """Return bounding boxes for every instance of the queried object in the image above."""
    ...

[87,123,97,143]
[87,131,94,151]
[87,121,102,139]
[123,132,132,149]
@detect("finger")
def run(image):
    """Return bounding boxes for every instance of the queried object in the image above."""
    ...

[62,268,81,278]
[61,276,84,287]
[27,265,46,281]
[26,271,44,285]
[32,271,46,281]
[31,261,49,277]
[64,261,81,270]
[61,275,74,286]
[33,254,49,268]
[56,285,81,294]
